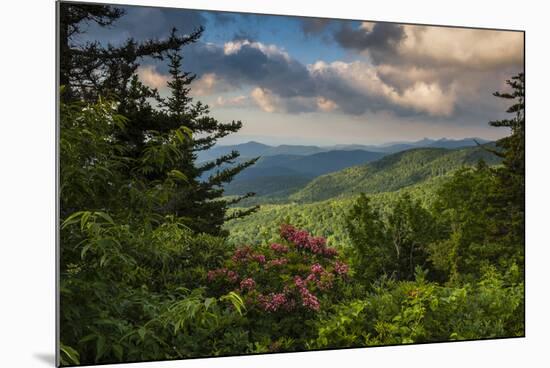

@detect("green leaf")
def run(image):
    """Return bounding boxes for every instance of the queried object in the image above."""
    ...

[169,169,188,183]
[112,344,123,361]
[79,333,96,344]
[81,211,91,231]
[99,254,109,267]
[95,211,115,225]
[80,244,91,260]
[175,129,186,143]
[204,297,215,310]
[220,291,246,316]
[61,211,85,229]
[138,327,146,341]
[60,343,80,365]
[95,335,106,362]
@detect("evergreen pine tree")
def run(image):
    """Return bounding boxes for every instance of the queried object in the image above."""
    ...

[59,4,259,235]
[487,73,525,263]
[156,29,259,235]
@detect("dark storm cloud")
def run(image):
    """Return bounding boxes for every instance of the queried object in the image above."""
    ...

[184,42,317,99]
[232,30,259,42]
[175,40,444,117]
[180,41,415,116]
[334,22,405,59]
[145,37,518,120]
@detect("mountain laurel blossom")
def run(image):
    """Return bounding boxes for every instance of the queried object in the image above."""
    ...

[208,225,348,314]
[280,224,338,257]
[207,268,239,283]
[258,292,291,312]
[334,261,349,275]
[270,243,289,253]
[240,278,256,292]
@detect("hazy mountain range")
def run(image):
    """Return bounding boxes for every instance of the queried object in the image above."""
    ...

[198,137,490,163]
[201,137,495,201]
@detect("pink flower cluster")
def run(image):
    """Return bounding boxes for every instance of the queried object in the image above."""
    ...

[239,277,256,292]
[294,276,320,311]
[207,224,350,316]
[334,261,349,276]
[232,245,266,264]
[305,265,334,291]
[207,268,238,283]
[265,257,288,269]
[310,263,325,274]
[280,224,338,258]
[232,246,253,262]
[258,292,293,312]
[253,254,266,264]
[270,243,289,253]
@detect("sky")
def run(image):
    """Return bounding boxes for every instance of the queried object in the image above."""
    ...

[80,4,524,146]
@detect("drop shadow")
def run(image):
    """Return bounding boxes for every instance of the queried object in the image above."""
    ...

[34,353,56,366]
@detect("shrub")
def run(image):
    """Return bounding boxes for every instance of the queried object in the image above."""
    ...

[309,265,524,349]
[207,224,350,350]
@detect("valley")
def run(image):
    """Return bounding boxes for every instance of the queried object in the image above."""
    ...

[222,139,501,247]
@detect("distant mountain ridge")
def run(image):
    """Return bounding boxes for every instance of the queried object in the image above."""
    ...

[224,150,386,196]
[197,137,491,162]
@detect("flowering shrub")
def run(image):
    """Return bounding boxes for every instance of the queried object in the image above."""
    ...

[280,224,339,257]
[208,224,349,314]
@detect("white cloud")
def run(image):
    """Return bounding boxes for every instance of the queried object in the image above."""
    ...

[136,65,169,90]
[396,25,523,69]
[389,81,457,117]
[191,73,223,96]
[359,22,375,32]
[309,60,457,116]
[213,95,248,108]
[316,97,338,112]
[223,39,291,61]
[250,87,281,113]
[185,25,521,119]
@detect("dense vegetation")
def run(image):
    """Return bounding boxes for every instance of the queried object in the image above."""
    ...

[289,146,501,203]
[58,3,524,366]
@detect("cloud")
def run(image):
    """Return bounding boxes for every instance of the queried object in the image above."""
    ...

[183,39,462,117]
[397,25,524,69]
[389,81,456,117]
[222,39,290,60]
[82,5,523,124]
[213,95,249,108]
[316,97,338,112]
[326,22,523,119]
[250,87,282,113]
[308,61,457,116]
[334,22,405,56]
[190,73,230,96]
[333,22,523,70]
[184,39,316,99]
[136,65,170,90]
[359,22,375,32]
[172,24,521,119]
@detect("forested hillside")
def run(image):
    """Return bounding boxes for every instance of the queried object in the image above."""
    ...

[226,174,453,247]
[223,149,386,197]
[290,146,500,203]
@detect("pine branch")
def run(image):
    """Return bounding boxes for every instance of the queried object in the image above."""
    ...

[207,157,259,187]
[225,205,260,221]
[197,151,241,174]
